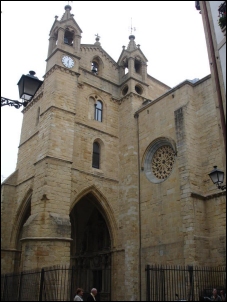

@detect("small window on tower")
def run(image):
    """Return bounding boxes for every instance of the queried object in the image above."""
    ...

[64,30,74,46]
[54,32,58,46]
[94,101,103,122]
[135,84,143,95]
[92,142,100,169]
[122,85,129,96]
[91,61,98,75]
[36,107,40,126]
[135,58,142,75]
[91,56,103,76]
[122,58,128,75]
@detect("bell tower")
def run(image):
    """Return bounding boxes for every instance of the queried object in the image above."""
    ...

[46,4,82,73]
[118,34,148,97]
[12,4,84,272]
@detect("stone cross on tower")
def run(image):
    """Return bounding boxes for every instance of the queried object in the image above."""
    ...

[94,33,101,46]
[65,0,73,8]
[130,18,136,35]
[95,33,100,42]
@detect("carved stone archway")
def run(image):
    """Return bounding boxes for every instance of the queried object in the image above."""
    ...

[70,191,112,301]
[10,189,32,272]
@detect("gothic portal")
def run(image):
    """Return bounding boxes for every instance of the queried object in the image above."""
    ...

[70,192,111,300]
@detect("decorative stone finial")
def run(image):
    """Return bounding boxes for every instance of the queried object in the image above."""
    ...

[94,33,101,46]
[122,45,125,50]
[55,15,58,20]
[127,34,137,51]
[64,5,71,11]
[95,33,100,42]
[61,3,73,21]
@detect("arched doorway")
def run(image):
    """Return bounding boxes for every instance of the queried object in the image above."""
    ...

[13,194,32,272]
[70,192,111,301]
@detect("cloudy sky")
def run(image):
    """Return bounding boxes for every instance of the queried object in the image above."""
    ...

[1,1,210,181]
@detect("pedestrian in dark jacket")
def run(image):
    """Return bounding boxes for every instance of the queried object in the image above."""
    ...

[87,288,97,301]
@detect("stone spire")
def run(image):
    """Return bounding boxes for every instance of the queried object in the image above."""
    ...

[127,35,137,51]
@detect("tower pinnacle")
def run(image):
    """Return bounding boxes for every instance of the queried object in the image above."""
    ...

[127,34,137,51]
[61,3,73,20]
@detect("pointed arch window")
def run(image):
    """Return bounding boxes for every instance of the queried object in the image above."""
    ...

[91,61,98,75]
[135,57,142,75]
[92,142,100,169]
[64,29,74,46]
[91,56,103,76]
[95,100,103,122]
[122,58,128,75]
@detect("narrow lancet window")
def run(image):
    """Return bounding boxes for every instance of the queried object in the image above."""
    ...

[92,142,100,169]
[94,101,103,122]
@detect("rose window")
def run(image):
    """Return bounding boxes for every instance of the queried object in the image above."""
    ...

[151,145,175,180]
[143,138,176,183]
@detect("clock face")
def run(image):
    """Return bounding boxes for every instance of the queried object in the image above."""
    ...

[62,56,74,68]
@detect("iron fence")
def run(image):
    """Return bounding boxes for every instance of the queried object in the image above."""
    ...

[146,264,226,301]
[2,263,225,301]
[1,263,111,301]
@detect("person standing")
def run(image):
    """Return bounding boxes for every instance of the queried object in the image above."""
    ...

[211,289,222,301]
[220,290,226,301]
[74,288,84,301]
[87,288,97,301]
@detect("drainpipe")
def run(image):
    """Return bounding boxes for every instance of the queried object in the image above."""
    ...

[201,1,226,152]
[135,112,142,301]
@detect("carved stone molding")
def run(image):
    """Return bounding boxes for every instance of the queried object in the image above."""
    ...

[109,96,120,104]
[77,82,84,89]
[117,92,144,105]
[80,46,117,68]
[22,92,44,113]
[44,64,80,80]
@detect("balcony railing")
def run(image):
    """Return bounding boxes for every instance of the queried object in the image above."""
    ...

[218,2,226,29]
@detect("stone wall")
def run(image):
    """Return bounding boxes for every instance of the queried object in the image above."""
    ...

[138,76,226,267]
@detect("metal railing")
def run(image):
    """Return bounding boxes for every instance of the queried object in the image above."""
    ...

[1,264,111,301]
[146,264,226,301]
[2,263,225,301]
[218,2,226,17]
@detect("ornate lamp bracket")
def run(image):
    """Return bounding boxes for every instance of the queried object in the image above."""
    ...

[1,97,26,109]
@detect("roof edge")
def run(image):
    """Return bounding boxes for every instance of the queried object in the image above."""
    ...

[135,74,211,115]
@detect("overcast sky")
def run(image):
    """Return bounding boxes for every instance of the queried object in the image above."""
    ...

[1,1,210,182]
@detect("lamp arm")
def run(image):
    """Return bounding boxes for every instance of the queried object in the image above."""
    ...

[217,184,226,190]
[1,97,27,109]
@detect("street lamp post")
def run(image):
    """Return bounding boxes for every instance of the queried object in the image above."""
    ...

[208,166,226,190]
[1,71,43,109]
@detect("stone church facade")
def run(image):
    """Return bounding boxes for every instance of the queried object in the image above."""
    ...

[1,5,226,301]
